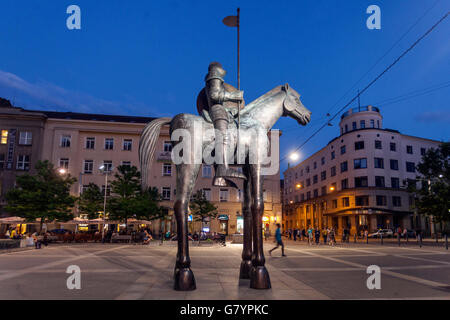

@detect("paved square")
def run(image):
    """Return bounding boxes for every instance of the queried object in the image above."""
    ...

[0,241,449,300]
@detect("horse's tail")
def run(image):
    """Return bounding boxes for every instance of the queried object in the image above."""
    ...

[139,117,172,190]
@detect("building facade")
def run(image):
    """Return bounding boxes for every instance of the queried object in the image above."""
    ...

[0,100,46,217]
[283,106,441,236]
[0,102,282,235]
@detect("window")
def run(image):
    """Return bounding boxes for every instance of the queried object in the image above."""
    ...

[370,119,375,128]
[202,189,212,201]
[202,165,212,178]
[305,191,310,200]
[313,189,318,198]
[123,139,132,151]
[354,158,367,169]
[352,122,357,130]
[355,196,369,206]
[16,155,30,171]
[101,185,111,196]
[392,196,402,207]
[355,141,364,150]
[340,161,348,173]
[313,162,317,170]
[375,140,382,149]
[374,158,384,169]
[83,160,93,174]
[420,148,426,156]
[390,159,399,170]
[163,141,172,152]
[360,120,365,129]
[306,166,310,173]
[19,132,32,145]
[59,158,69,169]
[321,171,326,181]
[321,186,327,196]
[321,157,325,165]
[1,130,8,144]
[101,161,112,172]
[332,199,338,209]
[376,195,387,206]
[377,120,380,128]
[306,178,311,187]
[162,187,171,200]
[61,135,71,148]
[105,138,114,150]
[330,166,336,177]
[390,143,396,151]
[342,197,350,207]
[220,189,229,202]
[313,175,318,184]
[86,137,95,149]
[163,163,172,176]
[406,162,415,173]
[406,145,413,154]
[341,178,348,190]
[340,145,346,155]
[355,176,368,188]
[391,177,400,189]
[375,176,385,187]
[121,161,131,169]
[331,151,335,160]
[0,154,4,169]
[237,189,243,202]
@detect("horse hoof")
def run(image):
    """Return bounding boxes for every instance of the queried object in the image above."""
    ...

[250,266,271,289]
[239,260,252,279]
[174,268,196,291]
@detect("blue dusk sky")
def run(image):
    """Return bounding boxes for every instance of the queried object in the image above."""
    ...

[0,0,448,174]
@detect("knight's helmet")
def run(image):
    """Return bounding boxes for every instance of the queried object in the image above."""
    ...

[205,62,227,82]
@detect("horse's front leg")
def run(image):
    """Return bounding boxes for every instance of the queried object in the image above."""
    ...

[173,164,200,291]
[249,164,271,289]
[239,165,253,279]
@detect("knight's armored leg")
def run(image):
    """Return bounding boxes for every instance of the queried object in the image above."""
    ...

[210,105,246,186]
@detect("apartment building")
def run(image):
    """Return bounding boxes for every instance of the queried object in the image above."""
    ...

[0,102,282,235]
[283,105,441,236]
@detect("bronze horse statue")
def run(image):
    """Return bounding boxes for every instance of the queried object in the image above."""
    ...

[139,84,311,290]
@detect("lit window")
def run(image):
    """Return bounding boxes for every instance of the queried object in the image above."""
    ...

[59,158,69,169]
[163,141,172,152]
[202,188,212,201]
[1,130,8,144]
[163,163,172,176]
[102,160,113,172]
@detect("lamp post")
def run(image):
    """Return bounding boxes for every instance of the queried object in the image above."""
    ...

[99,164,113,243]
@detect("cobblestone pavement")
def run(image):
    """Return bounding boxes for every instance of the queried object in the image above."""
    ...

[0,240,449,300]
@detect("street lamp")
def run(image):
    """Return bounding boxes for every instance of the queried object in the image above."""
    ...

[99,164,113,243]
[58,168,67,175]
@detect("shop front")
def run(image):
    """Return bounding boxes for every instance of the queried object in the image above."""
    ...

[218,214,229,235]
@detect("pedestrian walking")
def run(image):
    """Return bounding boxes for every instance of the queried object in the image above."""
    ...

[269,224,286,257]
[322,228,328,244]
[293,228,297,241]
[307,227,313,246]
[314,228,320,245]
[328,228,336,246]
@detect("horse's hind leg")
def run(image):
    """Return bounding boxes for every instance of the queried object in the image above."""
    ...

[239,164,253,279]
[174,163,200,291]
[249,164,271,289]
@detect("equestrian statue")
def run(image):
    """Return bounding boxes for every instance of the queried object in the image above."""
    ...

[139,62,311,291]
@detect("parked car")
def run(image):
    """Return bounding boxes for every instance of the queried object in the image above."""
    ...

[368,229,393,238]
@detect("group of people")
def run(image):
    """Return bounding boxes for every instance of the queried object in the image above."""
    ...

[286,227,338,246]
[4,228,49,249]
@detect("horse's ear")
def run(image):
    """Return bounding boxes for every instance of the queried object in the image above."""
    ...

[282,83,290,92]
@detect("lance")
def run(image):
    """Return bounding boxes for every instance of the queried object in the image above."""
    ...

[223,8,241,157]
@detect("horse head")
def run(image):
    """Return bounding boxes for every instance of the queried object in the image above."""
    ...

[281,84,311,125]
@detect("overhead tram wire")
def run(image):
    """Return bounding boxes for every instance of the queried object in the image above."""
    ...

[322,0,442,118]
[280,11,450,164]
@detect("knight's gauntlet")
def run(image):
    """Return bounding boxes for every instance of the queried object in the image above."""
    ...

[224,90,244,102]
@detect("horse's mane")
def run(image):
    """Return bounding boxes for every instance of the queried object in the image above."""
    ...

[240,85,283,116]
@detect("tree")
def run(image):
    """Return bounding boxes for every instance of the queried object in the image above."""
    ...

[108,165,165,227]
[5,160,77,231]
[78,183,104,219]
[407,142,450,228]
[189,190,218,232]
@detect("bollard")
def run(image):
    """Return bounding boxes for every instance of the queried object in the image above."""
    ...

[419,234,422,248]
[381,234,383,245]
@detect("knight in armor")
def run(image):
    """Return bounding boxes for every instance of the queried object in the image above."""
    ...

[204,62,246,187]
